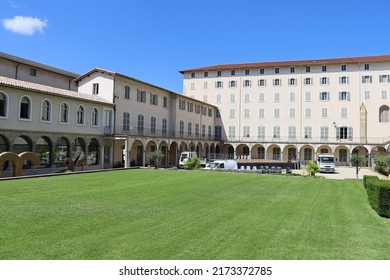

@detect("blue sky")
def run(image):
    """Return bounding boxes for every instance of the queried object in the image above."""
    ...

[1,0,390,93]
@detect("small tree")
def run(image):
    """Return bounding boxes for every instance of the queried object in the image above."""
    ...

[350,154,365,178]
[146,151,165,169]
[305,160,319,176]
[184,156,200,170]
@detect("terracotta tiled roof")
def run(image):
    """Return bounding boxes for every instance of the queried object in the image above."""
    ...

[0,76,114,105]
[179,54,390,73]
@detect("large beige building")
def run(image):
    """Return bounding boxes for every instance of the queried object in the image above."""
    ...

[180,55,390,166]
[75,68,219,168]
[0,52,115,174]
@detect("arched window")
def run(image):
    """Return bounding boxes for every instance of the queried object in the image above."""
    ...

[19,96,31,119]
[379,105,389,122]
[41,99,51,121]
[91,107,98,126]
[0,92,7,117]
[60,103,69,123]
[76,105,85,124]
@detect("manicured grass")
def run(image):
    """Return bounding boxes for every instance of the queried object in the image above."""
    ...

[0,169,389,260]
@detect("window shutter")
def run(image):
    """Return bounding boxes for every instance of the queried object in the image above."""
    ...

[336,127,340,140]
[348,127,353,141]
[347,92,350,101]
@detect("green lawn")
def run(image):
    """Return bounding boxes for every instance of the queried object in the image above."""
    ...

[0,169,389,260]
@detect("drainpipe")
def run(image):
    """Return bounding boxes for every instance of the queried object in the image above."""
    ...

[15,63,20,79]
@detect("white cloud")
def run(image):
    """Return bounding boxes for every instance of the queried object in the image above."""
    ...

[2,15,47,35]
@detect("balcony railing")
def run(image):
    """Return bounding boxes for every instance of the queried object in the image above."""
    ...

[104,127,390,145]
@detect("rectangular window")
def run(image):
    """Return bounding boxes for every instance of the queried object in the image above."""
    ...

[341,64,347,71]
[260,68,265,75]
[341,107,348,118]
[179,100,186,110]
[379,75,390,83]
[259,108,265,118]
[305,92,311,101]
[322,65,327,72]
[245,69,250,75]
[204,82,208,89]
[364,90,371,100]
[229,80,237,88]
[320,126,329,141]
[191,72,195,78]
[274,92,280,102]
[289,92,295,101]
[125,86,130,99]
[229,109,235,118]
[339,91,350,101]
[150,93,158,105]
[304,126,312,139]
[243,126,250,137]
[187,122,192,136]
[258,79,266,87]
[320,92,330,101]
[259,93,265,102]
[275,67,279,74]
[290,67,295,73]
[321,108,328,118]
[195,104,200,114]
[230,94,235,103]
[228,126,236,139]
[306,66,310,72]
[137,90,146,103]
[244,109,250,118]
[289,108,295,118]
[288,78,296,86]
[337,127,353,140]
[195,123,200,136]
[216,94,221,103]
[231,70,236,76]
[217,70,222,77]
[305,108,311,118]
[273,126,280,138]
[382,90,388,99]
[288,126,296,140]
[273,78,281,86]
[204,71,208,77]
[215,81,223,88]
[151,117,156,133]
[362,75,372,83]
[257,126,265,140]
[364,64,369,70]
[320,77,329,85]
[188,102,194,112]
[93,83,99,95]
[123,112,130,131]
[304,77,312,85]
[274,108,280,118]
[30,68,37,76]
[339,76,349,84]
[243,80,252,87]
[244,93,250,103]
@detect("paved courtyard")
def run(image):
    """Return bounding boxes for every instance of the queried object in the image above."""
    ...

[298,166,388,180]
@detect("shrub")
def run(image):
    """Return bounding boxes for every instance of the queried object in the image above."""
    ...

[146,151,165,169]
[373,155,390,176]
[304,161,319,176]
[184,156,200,170]
[363,175,390,218]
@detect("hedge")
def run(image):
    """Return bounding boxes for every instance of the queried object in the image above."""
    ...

[363,175,390,218]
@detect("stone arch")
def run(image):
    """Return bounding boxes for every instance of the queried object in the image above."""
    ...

[72,137,86,158]
[13,135,32,154]
[145,140,158,166]
[36,136,53,167]
[196,142,202,157]
[87,138,99,165]
[169,141,178,167]
[130,140,144,166]
[266,144,282,160]
[317,145,333,155]
[334,145,350,166]
[352,145,369,167]
[299,145,315,162]
[236,144,250,159]
[221,143,234,159]
[251,144,265,159]
[0,134,10,153]
[158,141,169,167]
[54,137,70,166]
[0,152,22,177]
[180,142,188,153]
[282,144,298,161]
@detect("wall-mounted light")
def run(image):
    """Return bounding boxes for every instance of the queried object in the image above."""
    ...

[333,122,337,128]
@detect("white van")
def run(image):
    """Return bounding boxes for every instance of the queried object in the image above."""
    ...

[178,151,195,168]
[317,154,335,173]
[204,160,238,170]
